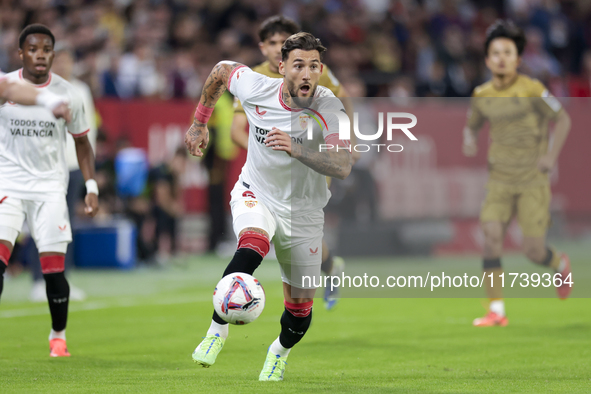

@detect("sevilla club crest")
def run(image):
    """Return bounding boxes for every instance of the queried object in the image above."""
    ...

[244,200,257,208]
[299,114,310,130]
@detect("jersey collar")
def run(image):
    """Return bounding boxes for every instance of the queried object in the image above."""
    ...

[19,68,52,88]
[278,82,309,112]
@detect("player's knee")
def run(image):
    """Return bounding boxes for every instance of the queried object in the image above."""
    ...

[523,243,546,264]
[237,230,270,258]
[40,254,65,274]
[483,226,503,257]
[483,237,502,258]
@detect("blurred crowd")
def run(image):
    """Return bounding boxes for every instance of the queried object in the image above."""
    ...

[3,0,591,275]
[1,0,591,99]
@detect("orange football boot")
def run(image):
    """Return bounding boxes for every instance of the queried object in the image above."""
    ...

[49,338,71,357]
[473,311,508,327]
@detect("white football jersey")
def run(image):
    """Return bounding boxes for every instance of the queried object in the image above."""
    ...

[0,69,89,201]
[228,65,348,217]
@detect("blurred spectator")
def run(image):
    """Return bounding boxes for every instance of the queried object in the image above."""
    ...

[147,147,187,263]
[204,92,239,253]
[1,0,589,99]
[117,44,162,98]
[569,49,591,97]
[521,27,562,81]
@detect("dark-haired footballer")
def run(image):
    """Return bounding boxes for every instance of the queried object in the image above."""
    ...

[231,15,350,310]
[186,32,351,380]
[0,24,99,357]
[463,20,572,327]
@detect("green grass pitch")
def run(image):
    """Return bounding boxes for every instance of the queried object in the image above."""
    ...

[1,241,590,393]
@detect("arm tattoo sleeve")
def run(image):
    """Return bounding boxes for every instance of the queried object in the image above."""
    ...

[200,61,243,107]
[291,144,352,180]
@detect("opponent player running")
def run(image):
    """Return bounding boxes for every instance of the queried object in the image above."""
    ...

[0,24,99,356]
[186,32,351,380]
[463,20,571,327]
[231,16,349,310]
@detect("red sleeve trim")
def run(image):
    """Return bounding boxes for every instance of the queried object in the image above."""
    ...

[324,132,350,148]
[227,65,248,92]
[70,128,90,138]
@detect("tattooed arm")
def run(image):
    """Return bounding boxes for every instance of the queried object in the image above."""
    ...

[292,144,352,180]
[264,128,352,180]
[185,61,244,157]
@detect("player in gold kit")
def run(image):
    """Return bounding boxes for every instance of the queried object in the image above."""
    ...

[463,20,572,327]
[231,16,352,310]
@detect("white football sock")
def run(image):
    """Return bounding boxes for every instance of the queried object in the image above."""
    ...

[557,257,567,273]
[489,300,505,317]
[207,320,229,339]
[269,337,291,358]
[49,329,66,341]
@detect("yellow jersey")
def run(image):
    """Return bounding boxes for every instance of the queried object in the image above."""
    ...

[233,60,342,113]
[467,74,563,187]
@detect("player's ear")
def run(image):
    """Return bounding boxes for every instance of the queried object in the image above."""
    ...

[320,63,323,74]
[258,42,265,55]
[18,48,23,61]
[279,60,285,76]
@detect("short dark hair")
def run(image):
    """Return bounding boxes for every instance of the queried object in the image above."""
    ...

[281,32,326,62]
[484,20,526,56]
[19,24,55,49]
[258,15,300,42]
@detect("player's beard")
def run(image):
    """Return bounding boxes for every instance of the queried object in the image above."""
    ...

[287,80,317,108]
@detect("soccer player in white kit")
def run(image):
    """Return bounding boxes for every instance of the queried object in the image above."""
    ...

[186,32,352,381]
[0,25,99,357]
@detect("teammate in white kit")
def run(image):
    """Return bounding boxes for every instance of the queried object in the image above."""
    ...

[187,32,352,381]
[0,25,99,357]
[0,72,70,120]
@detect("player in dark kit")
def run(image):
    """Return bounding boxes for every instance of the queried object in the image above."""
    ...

[463,20,572,326]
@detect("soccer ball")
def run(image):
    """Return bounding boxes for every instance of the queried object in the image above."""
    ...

[213,273,265,325]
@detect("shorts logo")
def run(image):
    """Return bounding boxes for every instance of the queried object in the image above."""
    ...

[309,247,318,255]
[0,196,7,204]
[242,191,256,199]
[58,225,67,231]
[244,201,257,208]
[255,106,267,119]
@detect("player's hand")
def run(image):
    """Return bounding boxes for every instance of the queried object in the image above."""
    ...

[462,140,478,157]
[52,102,72,123]
[185,120,209,157]
[537,154,555,173]
[84,193,99,218]
[265,128,293,156]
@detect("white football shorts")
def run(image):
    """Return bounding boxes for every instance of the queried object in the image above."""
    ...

[230,180,324,290]
[0,194,72,250]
